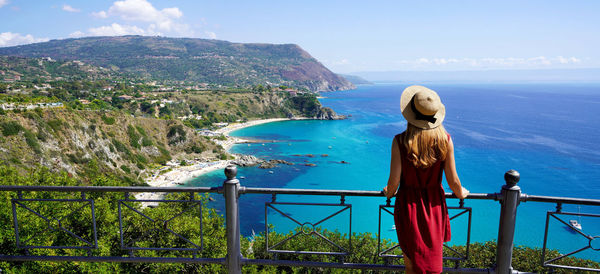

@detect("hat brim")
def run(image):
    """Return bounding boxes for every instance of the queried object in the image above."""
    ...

[400,85,445,129]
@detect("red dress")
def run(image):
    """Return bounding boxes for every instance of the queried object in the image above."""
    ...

[393,133,451,273]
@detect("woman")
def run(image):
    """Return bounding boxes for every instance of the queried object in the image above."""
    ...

[383,85,469,274]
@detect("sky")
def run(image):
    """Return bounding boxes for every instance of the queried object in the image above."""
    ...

[1,0,599,73]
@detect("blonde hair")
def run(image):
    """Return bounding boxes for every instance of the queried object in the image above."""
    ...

[401,124,448,168]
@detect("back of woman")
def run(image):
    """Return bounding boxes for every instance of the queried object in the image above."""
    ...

[383,85,469,274]
[394,126,450,273]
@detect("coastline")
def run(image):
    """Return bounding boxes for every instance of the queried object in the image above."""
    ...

[136,117,297,202]
[213,118,292,151]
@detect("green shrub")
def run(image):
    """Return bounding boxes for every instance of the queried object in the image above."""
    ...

[111,138,130,156]
[24,130,41,153]
[135,154,148,164]
[120,165,130,173]
[185,144,204,154]
[219,153,228,160]
[36,129,47,142]
[127,125,141,149]
[141,136,153,146]
[66,152,90,164]
[249,230,599,273]
[167,124,186,145]
[47,119,63,132]
[1,121,23,136]
[101,114,115,125]
[136,125,147,136]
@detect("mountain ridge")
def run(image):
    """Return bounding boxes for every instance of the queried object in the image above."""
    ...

[0,35,355,92]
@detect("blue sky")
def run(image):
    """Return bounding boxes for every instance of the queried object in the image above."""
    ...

[1,0,599,73]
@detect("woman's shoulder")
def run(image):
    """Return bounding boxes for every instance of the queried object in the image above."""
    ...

[393,132,405,144]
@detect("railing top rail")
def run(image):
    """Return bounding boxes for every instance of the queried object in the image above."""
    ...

[0,185,221,193]
[523,194,600,206]
[1,185,599,206]
[242,187,498,200]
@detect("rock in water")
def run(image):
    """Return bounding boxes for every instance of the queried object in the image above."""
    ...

[316,107,346,120]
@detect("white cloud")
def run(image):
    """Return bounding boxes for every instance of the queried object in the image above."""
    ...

[92,10,108,18]
[88,23,146,36]
[97,0,186,32]
[0,32,49,47]
[395,56,583,69]
[557,56,580,64]
[0,0,8,8]
[78,0,231,40]
[88,0,194,37]
[69,31,85,38]
[204,31,217,39]
[62,4,80,13]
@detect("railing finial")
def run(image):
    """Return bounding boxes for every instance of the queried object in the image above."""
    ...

[504,170,520,187]
[225,165,238,180]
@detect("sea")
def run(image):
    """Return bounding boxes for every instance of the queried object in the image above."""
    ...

[188,83,600,261]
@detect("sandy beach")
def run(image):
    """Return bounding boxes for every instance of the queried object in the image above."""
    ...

[136,118,297,202]
[213,118,291,151]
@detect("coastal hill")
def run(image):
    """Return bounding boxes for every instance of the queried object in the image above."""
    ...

[340,74,373,85]
[0,36,355,92]
[0,55,122,82]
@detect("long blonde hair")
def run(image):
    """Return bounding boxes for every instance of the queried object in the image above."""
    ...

[401,123,448,168]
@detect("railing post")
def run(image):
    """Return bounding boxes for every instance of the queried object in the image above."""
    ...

[495,170,521,274]
[224,165,242,274]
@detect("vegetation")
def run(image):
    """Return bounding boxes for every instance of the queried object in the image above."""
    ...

[0,166,597,273]
[0,109,219,183]
[0,120,23,136]
[0,36,354,92]
[0,165,228,273]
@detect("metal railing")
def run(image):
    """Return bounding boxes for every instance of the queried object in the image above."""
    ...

[0,166,599,273]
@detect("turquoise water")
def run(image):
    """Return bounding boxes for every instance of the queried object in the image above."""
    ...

[188,83,600,260]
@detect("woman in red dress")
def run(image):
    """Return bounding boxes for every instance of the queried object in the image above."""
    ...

[383,85,469,274]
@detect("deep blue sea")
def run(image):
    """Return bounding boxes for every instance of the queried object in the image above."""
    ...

[188,83,600,261]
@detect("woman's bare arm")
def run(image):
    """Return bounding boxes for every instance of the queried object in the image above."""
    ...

[444,138,469,199]
[383,137,402,198]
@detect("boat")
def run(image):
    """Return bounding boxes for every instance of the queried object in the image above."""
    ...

[569,206,583,230]
[389,225,396,231]
[569,219,582,230]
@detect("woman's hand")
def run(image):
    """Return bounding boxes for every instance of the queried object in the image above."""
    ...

[383,185,397,198]
[458,186,470,199]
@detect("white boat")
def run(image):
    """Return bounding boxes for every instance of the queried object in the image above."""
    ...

[389,225,396,231]
[569,219,582,230]
[569,206,583,230]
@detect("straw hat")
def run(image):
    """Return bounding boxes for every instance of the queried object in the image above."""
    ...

[400,85,445,129]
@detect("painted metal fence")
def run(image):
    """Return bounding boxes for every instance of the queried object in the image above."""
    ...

[0,166,599,273]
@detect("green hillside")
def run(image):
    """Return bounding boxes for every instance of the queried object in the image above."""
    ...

[0,55,123,82]
[0,36,355,92]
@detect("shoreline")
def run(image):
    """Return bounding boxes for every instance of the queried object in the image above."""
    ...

[213,118,293,151]
[136,117,299,202]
